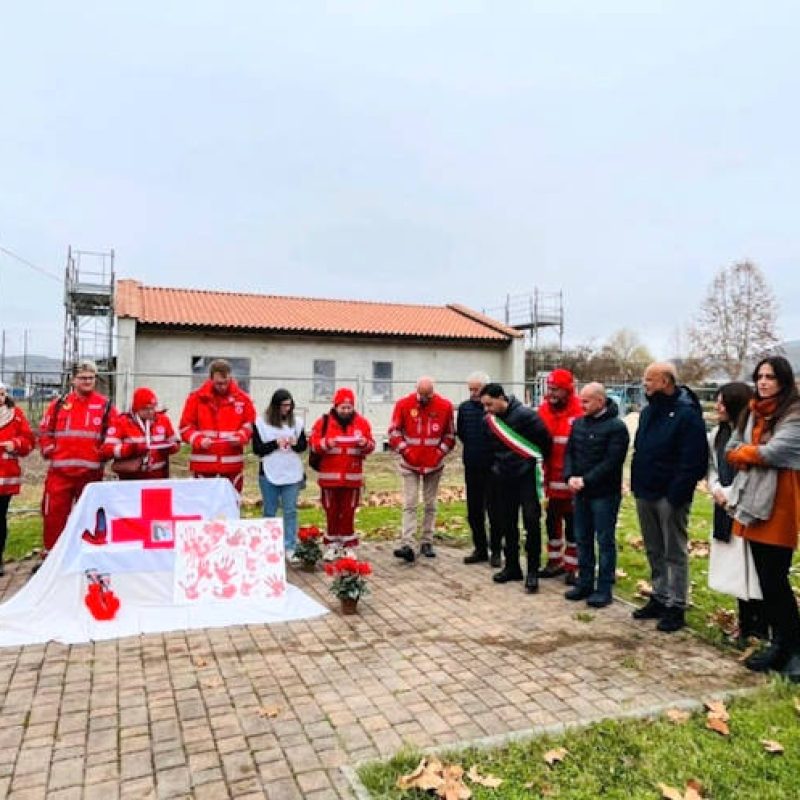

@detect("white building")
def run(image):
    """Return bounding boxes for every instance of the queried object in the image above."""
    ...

[115,280,524,438]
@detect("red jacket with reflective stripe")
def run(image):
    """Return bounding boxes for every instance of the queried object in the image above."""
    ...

[102,410,180,480]
[310,412,375,488]
[39,391,115,479]
[0,406,35,496]
[538,394,584,499]
[179,379,255,477]
[388,392,455,474]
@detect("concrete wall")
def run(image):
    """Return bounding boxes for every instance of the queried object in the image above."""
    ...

[115,325,525,440]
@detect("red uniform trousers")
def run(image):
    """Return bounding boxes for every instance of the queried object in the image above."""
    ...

[42,470,102,551]
[545,497,578,574]
[321,487,360,549]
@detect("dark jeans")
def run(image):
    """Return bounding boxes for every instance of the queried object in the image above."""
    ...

[465,465,491,555]
[490,471,541,570]
[749,540,800,651]
[0,494,9,559]
[574,493,621,593]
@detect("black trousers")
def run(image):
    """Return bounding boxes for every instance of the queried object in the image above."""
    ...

[490,471,542,569]
[749,540,800,651]
[0,494,10,559]
[464,465,491,555]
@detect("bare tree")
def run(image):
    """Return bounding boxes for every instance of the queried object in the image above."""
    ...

[689,260,780,379]
[600,328,654,381]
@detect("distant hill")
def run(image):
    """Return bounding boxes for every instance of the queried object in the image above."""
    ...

[0,354,63,383]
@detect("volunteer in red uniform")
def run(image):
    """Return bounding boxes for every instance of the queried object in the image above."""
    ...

[0,382,35,575]
[309,387,375,559]
[39,360,116,554]
[103,387,180,480]
[179,359,255,494]
[538,368,584,584]
[389,376,455,562]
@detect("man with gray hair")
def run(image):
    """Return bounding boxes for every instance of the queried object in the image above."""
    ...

[389,376,455,562]
[457,371,495,564]
[563,382,630,607]
[630,362,708,632]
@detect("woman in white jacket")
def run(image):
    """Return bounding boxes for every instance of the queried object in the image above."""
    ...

[707,381,765,646]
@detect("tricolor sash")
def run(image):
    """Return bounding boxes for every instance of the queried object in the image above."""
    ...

[486,414,544,498]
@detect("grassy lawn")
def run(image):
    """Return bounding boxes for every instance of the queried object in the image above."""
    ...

[358,682,800,800]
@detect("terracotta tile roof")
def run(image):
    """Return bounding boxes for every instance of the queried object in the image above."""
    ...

[115,280,521,342]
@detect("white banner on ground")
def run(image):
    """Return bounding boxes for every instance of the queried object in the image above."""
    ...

[0,478,328,647]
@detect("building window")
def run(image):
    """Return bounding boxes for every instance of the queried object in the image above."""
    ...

[191,356,251,393]
[372,361,393,401]
[313,359,335,401]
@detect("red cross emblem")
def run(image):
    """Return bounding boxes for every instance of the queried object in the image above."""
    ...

[110,488,203,549]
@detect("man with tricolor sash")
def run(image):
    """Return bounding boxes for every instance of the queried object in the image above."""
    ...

[480,383,552,593]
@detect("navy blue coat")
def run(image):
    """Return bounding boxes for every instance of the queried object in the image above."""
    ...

[631,387,708,507]
[456,398,492,470]
[564,398,630,499]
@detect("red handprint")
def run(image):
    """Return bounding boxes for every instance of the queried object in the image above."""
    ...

[214,555,237,585]
[198,559,212,580]
[264,575,285,597]
[213,584,237,599]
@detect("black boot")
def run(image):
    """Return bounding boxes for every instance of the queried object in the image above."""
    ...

[656,607,686,633]
[493,563,523,583]
[744,640,790,673]
[524,558,539,593]
[632,597,667,620]
[780,651,800,683]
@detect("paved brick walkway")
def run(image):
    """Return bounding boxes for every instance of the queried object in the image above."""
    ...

[0,543,758,799]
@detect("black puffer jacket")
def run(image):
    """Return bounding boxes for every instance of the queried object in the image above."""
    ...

[631,386,708,507]
[487,396,552,479]
[563,398,630,498]
[456,398,492,470]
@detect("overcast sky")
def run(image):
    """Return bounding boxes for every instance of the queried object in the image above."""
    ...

[1,1,798,360]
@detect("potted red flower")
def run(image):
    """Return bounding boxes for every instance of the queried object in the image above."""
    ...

[324,556,372,614]
[294,525,323,571]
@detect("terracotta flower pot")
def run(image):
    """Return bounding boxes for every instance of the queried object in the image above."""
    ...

[340,597,359,615]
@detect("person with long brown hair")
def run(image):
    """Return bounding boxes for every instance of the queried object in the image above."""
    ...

[726,355,800,680]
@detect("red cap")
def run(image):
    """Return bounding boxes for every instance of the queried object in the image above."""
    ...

[333,387,355,406]
[547,368,575,392]
[132,387,158,412]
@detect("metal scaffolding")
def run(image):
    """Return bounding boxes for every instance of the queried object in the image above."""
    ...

[483,289,564,350]
[62,246,115,380]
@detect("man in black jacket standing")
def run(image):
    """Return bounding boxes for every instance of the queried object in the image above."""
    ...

[480,383,552,592]
[457,372,495,565]
[563,383,630,608]
[630,362,708,633]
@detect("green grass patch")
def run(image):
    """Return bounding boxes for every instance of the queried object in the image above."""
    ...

[358,682,800,799]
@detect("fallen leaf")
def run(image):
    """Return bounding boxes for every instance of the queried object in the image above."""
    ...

[635,579,653,598]
[615,568,628,578]
[737,645,757,662]
[704,700,729,721]
[706,608,737,635]
[629,536,645,550]
[543,747,568,766]
[202,676,223,689]
[440,764,471,800]
[665,708,691,725]
[466,765,503,788]
[685,778,705,799]
[257,705,282,719]
[396,757,446,793]
[761,739,784,754]
[658,783,685,800]
[688,540,710,558]
[193,656,208,667]
[794,697,800,715]
[705,716,729,736]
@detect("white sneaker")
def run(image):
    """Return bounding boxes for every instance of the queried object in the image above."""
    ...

[322,545,339,562]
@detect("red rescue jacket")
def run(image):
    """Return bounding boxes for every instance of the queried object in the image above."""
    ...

[102,410,180,480]
[538,393,584,499]
[388,392,455,474]
[0,406,35,496]
[179,379,255,477]
[39,391,115,479]
[310,412,375,488]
